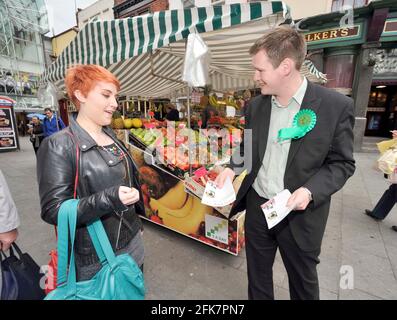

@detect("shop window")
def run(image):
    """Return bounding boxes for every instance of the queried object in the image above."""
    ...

[368,89,387,109]
[376,92,387,108]
[331,0,368,12]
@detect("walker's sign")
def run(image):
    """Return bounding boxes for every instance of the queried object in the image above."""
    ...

[305,25,360,44]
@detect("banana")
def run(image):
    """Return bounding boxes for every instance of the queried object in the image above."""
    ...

[162,195,213,234]
[150,194,193,219]
[153,195,213,235]
[156,181,187,210]
[209,95,219,107]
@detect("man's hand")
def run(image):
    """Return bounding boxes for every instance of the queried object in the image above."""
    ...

[214,168,236,189]
[286,188,312,211]
[391,130,397,139]
[119,186,140,206]
[0,228,18,252]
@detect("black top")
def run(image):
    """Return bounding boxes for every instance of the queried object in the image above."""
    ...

[165,109,180,121]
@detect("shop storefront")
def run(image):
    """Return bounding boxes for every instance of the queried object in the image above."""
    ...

[367,20,397,137]
[298,0,397,149]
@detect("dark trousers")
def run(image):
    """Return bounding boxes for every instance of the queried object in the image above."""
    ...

[245,188,321,300]
[371,184,397,219]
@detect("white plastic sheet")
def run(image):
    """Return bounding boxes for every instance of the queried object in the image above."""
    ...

[182,33,210,87]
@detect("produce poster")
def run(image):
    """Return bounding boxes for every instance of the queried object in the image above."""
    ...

[0,99,18,151]
[128,143,245,255]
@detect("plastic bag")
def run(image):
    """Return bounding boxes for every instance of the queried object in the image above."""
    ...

[377,147,397,175]
[182,33,210,87]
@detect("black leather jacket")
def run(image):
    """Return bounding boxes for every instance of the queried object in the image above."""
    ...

[37,115,143,266]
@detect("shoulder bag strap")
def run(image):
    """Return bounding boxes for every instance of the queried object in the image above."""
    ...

[65,130,107,265]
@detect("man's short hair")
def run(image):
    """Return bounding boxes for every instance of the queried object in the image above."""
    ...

[44,108,52,113]
[249,25,307,70]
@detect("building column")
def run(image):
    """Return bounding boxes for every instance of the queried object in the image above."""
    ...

[324,46,358,95]
[351,42,381,151]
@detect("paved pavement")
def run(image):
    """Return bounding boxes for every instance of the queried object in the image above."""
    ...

[1,136,396,300]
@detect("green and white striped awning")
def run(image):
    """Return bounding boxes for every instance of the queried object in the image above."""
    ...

[41,2,326,98]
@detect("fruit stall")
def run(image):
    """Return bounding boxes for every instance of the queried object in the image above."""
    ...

[40,2,327,255]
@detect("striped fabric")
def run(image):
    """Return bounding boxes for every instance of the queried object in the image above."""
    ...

[41,2,326,98]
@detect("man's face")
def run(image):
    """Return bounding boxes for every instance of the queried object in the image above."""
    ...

[45,110,52,119]
[252,50,284,96]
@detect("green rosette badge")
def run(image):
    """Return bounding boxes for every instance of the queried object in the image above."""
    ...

[278,109,317,141]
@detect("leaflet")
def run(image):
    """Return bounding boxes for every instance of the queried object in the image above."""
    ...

[261,189,292,229]
[201,177,236,207]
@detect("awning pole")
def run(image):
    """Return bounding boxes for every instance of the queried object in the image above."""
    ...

[186,85,193,176]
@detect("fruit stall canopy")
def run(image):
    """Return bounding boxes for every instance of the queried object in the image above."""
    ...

[40,2,327,98]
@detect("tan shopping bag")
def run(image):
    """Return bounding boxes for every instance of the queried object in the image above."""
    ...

[378,147,397,175]
[377,139,397,154]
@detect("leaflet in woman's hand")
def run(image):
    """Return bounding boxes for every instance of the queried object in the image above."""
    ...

[261,189,292,229]
[201,177,236,207]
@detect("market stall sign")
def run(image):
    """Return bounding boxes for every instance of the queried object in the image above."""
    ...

[380,18,397,41]
[205,215,229,245]
[305,25,361,45]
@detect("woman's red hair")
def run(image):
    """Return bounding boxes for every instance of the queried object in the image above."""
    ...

[65,64,120,110]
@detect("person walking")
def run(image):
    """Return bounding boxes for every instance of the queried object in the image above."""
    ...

[28,116,44,154]
[365,129,397,231]
[42,108,66,138]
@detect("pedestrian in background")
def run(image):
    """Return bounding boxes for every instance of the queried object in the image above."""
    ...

[201,103,219,129]
[37,64,145,282]
[365,129,397,232]
[165,103,180,121]
[18,120,26,137]
[0,169,20,252]
[28,116,44,154]
[43,108,66,138]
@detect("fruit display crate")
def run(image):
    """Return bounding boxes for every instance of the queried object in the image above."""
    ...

[127,142,246,256]
[129,132,155,154]
[129,133,192,180]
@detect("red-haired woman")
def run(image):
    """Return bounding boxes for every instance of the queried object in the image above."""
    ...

[37,64,144,281]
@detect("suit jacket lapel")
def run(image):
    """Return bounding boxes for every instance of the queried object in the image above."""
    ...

[257,95,272,166]
[285,81,322,172]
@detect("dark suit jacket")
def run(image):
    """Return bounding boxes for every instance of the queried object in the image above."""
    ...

[229,81,356,251]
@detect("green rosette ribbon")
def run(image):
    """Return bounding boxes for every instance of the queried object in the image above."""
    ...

[278,109,317,141]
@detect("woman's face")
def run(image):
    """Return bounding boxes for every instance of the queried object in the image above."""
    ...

[32,117,39,125]
[77,81,118,127]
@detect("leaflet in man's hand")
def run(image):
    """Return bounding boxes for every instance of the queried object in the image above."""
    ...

[201,177,236,207]
[261,189,292,229]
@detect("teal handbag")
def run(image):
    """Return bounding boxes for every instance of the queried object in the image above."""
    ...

[45,199,145,300]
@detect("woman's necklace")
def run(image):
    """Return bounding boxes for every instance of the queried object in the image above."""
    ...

[99,143,126,161]
[99,140,133,250]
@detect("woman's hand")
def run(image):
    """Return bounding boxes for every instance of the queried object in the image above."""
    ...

[119,186,140,206]
[391,130,397,139]
[0,229,18,252]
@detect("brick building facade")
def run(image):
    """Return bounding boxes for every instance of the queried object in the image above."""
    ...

[113,0,168,18]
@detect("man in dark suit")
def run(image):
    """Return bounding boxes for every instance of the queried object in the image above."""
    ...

[215,26,355,300]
